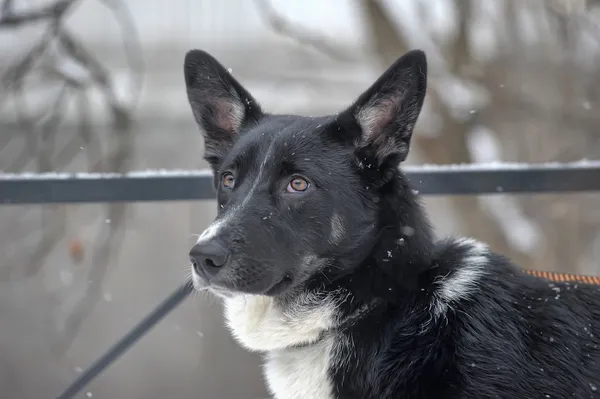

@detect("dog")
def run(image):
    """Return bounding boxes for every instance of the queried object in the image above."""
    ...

[183,48,600,399]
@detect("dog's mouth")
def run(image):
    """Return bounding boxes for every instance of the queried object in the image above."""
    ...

[191,267,294,297]
[207,286,236,298]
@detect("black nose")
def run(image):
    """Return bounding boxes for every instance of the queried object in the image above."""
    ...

[189,240,230,277]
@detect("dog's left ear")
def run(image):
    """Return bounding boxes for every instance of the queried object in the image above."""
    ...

[336,50,427,165]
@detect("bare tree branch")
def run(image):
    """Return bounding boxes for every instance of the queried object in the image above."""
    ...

[1,0,13,15]
[56,123,132,354]
[254,0,355,62]
[358,0,410,66]
[0,0,77,28]
[97,0,145,110]
[0,0,142,351]
[0,0,143,128]
[56,203,128,353]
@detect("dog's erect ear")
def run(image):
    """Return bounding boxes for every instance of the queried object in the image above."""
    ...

[184,50,263,167]
[336,50,427,165]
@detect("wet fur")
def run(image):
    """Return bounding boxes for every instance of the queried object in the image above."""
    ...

[184,49,600,398]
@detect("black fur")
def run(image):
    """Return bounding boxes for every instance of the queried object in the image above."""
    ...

[184,49,600,398]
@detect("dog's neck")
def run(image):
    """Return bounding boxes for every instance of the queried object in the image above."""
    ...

[308,172,435,303]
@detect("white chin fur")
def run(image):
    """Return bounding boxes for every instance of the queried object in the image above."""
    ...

[191,269,238,299]
[223,293,340,399]
[191,270,207,291]
[223,293,337,352]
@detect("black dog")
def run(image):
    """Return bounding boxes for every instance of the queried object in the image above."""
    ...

[184,48,600,399]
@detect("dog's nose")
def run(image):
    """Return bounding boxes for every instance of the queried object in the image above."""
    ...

[189,240,230,277]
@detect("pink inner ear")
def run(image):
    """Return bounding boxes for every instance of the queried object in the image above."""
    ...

[214,98,244,134]
[353,92,414,163]
[369,98,398,137]
[357,95,403,142]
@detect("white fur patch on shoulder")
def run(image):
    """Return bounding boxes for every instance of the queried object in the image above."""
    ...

[432,237,489,317]
[224,292,337,352]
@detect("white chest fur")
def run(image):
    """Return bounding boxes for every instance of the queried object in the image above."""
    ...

[224,294,339,399]
[264,336,336,399]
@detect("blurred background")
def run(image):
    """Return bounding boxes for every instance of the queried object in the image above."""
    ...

[1,0,599,398]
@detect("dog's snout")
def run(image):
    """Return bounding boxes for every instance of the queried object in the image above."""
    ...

[190,240,230,277]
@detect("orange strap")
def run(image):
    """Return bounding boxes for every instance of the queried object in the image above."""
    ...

[524,269,600,286]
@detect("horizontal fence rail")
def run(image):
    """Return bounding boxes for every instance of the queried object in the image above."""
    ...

[2,161,600,204]
[1,160,598,399]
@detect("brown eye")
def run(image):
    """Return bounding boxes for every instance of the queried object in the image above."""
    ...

[222,173,235,189]
[286,177,310,193]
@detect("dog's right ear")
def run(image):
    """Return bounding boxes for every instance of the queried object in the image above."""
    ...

[184,50,263,168]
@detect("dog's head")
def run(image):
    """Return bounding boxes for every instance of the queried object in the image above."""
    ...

[185,49,427,297]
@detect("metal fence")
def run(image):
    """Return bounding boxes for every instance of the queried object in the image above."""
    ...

[2,161,600,399]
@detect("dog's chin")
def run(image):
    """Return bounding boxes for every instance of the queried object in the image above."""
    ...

[191,270,294,298]
[191,272,209,291]
[207,286,238,298]
[192,276,237,299]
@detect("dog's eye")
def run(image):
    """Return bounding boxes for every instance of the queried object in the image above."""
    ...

[222,173,235,189]
[286,177,310,193]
